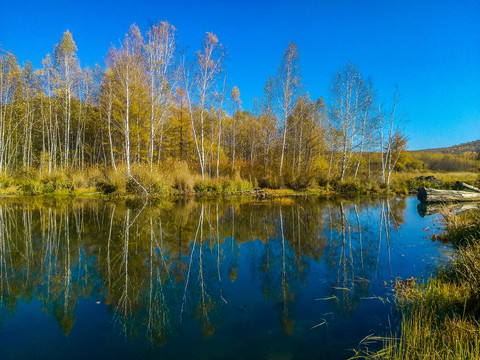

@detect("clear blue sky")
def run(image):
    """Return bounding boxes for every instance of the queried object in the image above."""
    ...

[1,0,479,150]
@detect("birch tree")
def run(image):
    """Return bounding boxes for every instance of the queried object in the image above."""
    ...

[276,42,301,178]
[40,54,58,173]
[183,32,226,179]
[257,78,277,172]
[353,78,375,179]
[20,62,38,171]
[216,75,227,180]
[100,68,117,170]
[107,25,145,176]
[229,85,241,172]
[380,86,406,186]
[329,62,365,180]
[289,95,326,178]
[144,21,176,171]
[53,30,79,169]
[0,49,20,174]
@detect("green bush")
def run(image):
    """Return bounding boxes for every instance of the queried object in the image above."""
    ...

[335,179,365,194]
[193,179,253,195]
[152,181,171,195]
[19,178,74,195]
[234,179,254,192]
[0,177,11,189]
[194,180,221,194]
[19,181,41,195]
[281,169,314,190]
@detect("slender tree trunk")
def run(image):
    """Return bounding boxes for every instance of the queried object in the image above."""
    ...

[125,80,131,175]
[216,112,221,181]
[279,124,287,177]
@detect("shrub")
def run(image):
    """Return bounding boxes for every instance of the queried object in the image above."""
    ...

[0,177,11,189]
[232,179,254,192]
[103,166,127,193]
[96,182,117,194]
[194,180,221,195]
[70,170,89,189]
[19,181,41,195]
[168,161,195,193]
[193,178,253,195]
[152,181,170,195]
[40,171,74,192]
[125,177,141,194]
[335,179,365,194]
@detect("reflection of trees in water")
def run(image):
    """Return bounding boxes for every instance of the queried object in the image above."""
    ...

[0,203,95,334]
[0,197,407,344]
[323,198,406,316]
[145,211,171,346]
[256,206,315,335]
[178,204,226,339]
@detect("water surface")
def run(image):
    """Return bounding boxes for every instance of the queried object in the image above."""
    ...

[0,197,450,359]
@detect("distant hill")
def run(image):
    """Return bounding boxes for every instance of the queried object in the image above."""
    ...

[417,139,480,154]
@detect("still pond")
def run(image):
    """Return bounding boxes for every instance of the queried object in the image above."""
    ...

[0,196,450,359]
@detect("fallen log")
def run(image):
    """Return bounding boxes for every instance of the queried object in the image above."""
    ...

[417,202,480,217]
[417,187,480,204]
[456,181,480,193]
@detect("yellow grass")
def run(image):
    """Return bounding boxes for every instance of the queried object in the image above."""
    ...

[392,171,478,184]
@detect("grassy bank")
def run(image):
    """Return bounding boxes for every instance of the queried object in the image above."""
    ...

[0,166,476,199]
[0,164,255,198]
[352,208,480,359]
[390,171,479,193]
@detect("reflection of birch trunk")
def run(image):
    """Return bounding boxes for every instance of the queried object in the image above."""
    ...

[198,208,208,322]
[375,202,384,277]
[146,247,154,339]
[327,204,334,248]
[231,205,235,251]
[338,202,347,290]
[180,205,203,322]
[107,205,116,287]
[0,206,8,303]
[279,207,288,327]
[64,210,71,314]
[262,214,272,299]
[336,202,355,292]
[45,208,56,300]
[147,214,170,344]
[23,207,33,280]
[347,207,354,287]
[118,208,131,334]
[112,201,148,335]
[384,200,392,277]
[248,209,257,278]
[376,200,393,277]
[296,208,301,253]
[291,207,295,251]
[216,204,226,304]
[354,205,364,272]
[73,207,85,286]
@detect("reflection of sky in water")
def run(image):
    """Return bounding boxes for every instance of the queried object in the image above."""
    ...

[0,197,450,359]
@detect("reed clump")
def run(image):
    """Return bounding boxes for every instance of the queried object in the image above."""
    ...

[193,178,253,196]
[435,208,480,246]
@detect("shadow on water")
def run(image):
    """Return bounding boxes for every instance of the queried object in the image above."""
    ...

[0,197,448,359]
[417,201,480,218]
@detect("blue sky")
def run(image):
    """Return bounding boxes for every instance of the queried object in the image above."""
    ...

[1,0,479,150]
